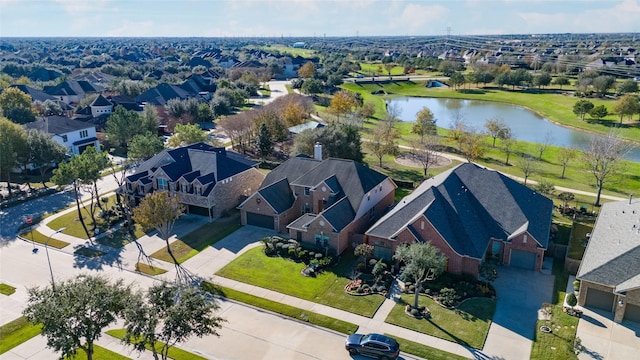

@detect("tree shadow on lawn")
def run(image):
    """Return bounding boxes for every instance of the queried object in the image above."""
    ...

[73,242,124,271]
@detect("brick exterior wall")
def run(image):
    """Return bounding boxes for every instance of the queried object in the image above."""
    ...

[578,281,640,323]
[502,231,545,271]
[208,168,264,217]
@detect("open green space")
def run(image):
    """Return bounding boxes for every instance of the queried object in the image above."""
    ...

[202,282,358,334]
[0,283,16,296]
[0,316,42,355]
[530,305,579,360]
[255,44,317,58]
[64,345,131,360]
[567,222,594,260]
[47,195,119,239]
[106,329,206,360]
[135,262,167,276]
[150,214,242,264]
[385,294,495,349]
[19,229,70,249]
[357,63,406,76]
[385,333,468,360]
[216,246,385,317]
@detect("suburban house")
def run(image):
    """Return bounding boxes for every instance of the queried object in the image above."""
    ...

[238,148,396,255]
[43,80,104,105]
[576,198,640,323]
[366,163,553,278]
[122,143,264,218]
[24,116,100,155]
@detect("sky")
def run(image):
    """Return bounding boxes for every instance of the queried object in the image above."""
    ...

[1,0,639,38]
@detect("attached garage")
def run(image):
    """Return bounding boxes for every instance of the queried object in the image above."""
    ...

[246,212,274,229]
[510,250,536,270]
[585,288,615,312]
[188,205,211,217]
[623,303,640,323]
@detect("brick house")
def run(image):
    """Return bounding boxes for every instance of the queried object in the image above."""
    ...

[238,153,396,255]
[576,198,640,323]
[366,163,553,278]
[123,143,264,219]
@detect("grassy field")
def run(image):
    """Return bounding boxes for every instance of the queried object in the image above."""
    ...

[106,329,206,360]
[150,214,242,264]
[385,294,495,349]
[19,229,70,249]
[386,334,468,360]
[216,246,385,317]
[256,44,317,58]
[0,316,42,355]
[202,282,358,335]
[358,63,406,76]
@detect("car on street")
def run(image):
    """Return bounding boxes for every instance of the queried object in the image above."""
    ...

[345,333,400,359]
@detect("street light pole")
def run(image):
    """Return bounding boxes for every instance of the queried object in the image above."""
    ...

[45,228,65,291]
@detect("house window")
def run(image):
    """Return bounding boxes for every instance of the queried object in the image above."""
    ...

[421,221,425,230]
[304,187,310,196]
[79,130,88,138]
[303,203,311,214]
[195,187,202,195]
[314,234,329,248]
[181,183,188,192]
[523,235,528,243]
[62,135,68,143]
[157,178,168,191]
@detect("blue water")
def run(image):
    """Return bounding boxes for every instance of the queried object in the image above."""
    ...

[387,97,640,163]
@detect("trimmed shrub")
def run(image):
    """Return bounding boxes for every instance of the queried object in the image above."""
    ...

[410,308,420,316]
[438,288,459,307]
[567,293,578,307]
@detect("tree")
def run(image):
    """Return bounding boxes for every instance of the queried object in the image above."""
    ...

[448,72,465,89]
[583,131,631,206]
[301,79,323,94]
[291,125,363,162]
[617,79,639,94]
[384,63,395,79]
[0,87,35,124]
[328,90,359,123]
[0,117,28,197]
[533,72,552,88]
[298,62,316,79]
[23,275,131,360]
[412,107,437,141]
[516,152,539,185]
[614,94,639,123]
[573,100,594,121]
[168,123,207,147]
[558,191,575,209]
[479,263,498,285]
[366,124,398,167]
[592,75,615,97]
[502,137,516,165]
[358,102,376,119]
[557,147,576,179]
[106,105,143,148]
[566,293,578,308]
[123,283,224,360]
[133,192,185,275]
[535,131,554,160]
[484,118,511,148]
[589,105,608,120]
[410,136,439,177]
[26,129,67,187]
[141,105,160,132]
[393,242,447,309]
[255,123,273,157]
[458,127,485,162]
[354,243,374,271]
[552,76,570,89]
[128,132,165,161]
[372,260,387,283]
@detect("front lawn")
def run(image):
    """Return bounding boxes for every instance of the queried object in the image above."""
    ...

[530,305,579,360]
[47,195,118,239]
[0,316,42,354]
[385,294,495,349]
[216,246,386,317]
[150,214,241,264]
[20,229,69,249]
[106,329,206,360]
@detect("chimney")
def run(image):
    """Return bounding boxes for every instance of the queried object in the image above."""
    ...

[314,142,322,161]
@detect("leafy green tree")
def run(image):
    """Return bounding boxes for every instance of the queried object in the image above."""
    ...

[592,75,615,97]
[411,107,437,141]
[106,106,143,148]
[458,127,485,162]
[291,125,363,162]
[255,123,273,158]
[484,118,511,148]
[583,131,631,206]
[558,191,575,208]
[366,124,399,167]
[0,117,28,197]
[552,76,570,89]
[372,260,387,282]
[617,79,639,94]
[589,105,608,120]
[301,79,323,94]
[168,123,207,147]
[479,263,498,285]
[533,72,552,88]
[354,243,374,271]
[23,275,132,360]
[573,100,594,121]
[141,105,160,131]
[614,94,639,123]
[128,132,165,161]
[448,72,465,89]
[123,283,224,360]
[26,129,67,188]
[394,242,447,309]
[0,87,35,124]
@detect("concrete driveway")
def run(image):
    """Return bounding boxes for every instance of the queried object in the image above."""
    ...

[482,266,554,359]
[577,307,640,360]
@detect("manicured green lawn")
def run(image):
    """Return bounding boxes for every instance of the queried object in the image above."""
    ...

[530,305,579,360]
[150,214,242,264]
[135,262,167,276]
[385,334,468,360]
[95,225,146,248]
[0,283,16,296]
[19,229,69,249]
[216,246,386,317]
[48,196,118,239]
[106,329,206,360]
[202,282,358,334]
[385,294,495,349]
[65,345,131,360]
[0,316,42,354]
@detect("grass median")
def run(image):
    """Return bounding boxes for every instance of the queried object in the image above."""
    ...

[386,334,468,360]
[106,329,205,360]
[0,317,42,355]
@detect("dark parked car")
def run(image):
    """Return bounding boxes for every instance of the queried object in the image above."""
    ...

[345,333,400,359]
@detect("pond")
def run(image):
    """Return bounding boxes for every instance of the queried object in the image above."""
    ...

[387,97,640,163]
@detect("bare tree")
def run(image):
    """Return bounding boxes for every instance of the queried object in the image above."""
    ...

[502,137,517,166]
[516,151,539,186]
[409,136,440,177]
[557,147,577,179]
[458,126,485,163]
[583,131,631,206]
[535,131,554,160]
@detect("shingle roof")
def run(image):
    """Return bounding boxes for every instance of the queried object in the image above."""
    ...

[258,178,294,214]
[44,80,103,97]
[577,199,640,292]
[10,84,57,102]
[24,116,93,135]
[322,197,355,232]
[135,83,192,106]
[91,94,112,107]
[366,163,553,259]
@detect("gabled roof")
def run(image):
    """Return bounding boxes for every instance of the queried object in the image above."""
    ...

[126,143,257,191]
[91,94,112,107]
[24,116,94,135]
[10,84,57,102]
[366,163,553,259]
[258,178,295,214]
[577,199,640,293]
[288,121,325,135]
[135,83,192,106]
[44,80,103,97]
